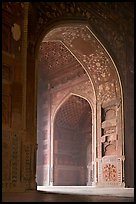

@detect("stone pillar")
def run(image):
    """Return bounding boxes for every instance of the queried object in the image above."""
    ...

[22,2,37,190]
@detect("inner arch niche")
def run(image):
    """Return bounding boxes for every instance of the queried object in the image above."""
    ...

[53,95,92,186]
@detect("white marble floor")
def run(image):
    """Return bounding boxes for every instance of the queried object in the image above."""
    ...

[37,186,134,198]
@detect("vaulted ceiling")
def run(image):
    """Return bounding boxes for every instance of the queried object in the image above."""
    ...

[55,95,91,129]
[38,23,116,130]
[38,21,96,130]
[38,28,90,129]
[39,41,85,87]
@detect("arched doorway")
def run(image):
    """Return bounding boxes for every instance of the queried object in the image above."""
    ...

[53,95,92,186]
[36,22,124,188]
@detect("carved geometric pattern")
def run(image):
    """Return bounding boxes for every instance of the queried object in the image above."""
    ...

[55,95,91,129]
[98,156,124,186]
[11,134,18,186]
[24,145,31,181]
[103,163,117,182]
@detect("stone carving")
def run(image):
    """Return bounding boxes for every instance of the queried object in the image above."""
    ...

[104,143,116,156]
[103,163,117,182]
[104,126,116,135]
[22,143,37,189]
[24,145,31,184]
[11,134,18,186]
[98,156,124,186]
[101,104,118,158]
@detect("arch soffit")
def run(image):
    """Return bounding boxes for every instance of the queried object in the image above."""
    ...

[52,92,93,124]
[36,22,122,105]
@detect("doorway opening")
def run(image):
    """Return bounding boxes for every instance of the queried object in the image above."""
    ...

[36,22,124,189]
[53,95,92,186]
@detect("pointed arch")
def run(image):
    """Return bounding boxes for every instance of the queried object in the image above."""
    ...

[36,20,124,187]
[51,93,93,186]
